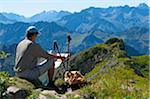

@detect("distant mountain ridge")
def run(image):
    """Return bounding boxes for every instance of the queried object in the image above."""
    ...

[58,3,149,33]
[1,11,71,23]
[0,22,69,50]
[0,14,15,24]
[0,3,149,26]
[0,3,149,55]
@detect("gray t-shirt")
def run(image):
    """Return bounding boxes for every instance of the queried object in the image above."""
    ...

[14,38,52,72]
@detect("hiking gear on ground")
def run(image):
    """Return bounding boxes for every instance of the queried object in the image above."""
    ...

[64,71,86,85]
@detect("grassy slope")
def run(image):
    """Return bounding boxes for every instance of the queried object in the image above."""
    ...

[80,66,148,98]
[68,55,149,98]
[66,38,149,98]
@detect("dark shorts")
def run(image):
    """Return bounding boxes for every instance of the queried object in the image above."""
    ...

[16,58,54,80]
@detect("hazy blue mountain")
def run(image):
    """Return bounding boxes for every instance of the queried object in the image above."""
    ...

[58,3,149,33]
[0,11,71,23]
[58,7,121,33]
[0,22,69,50]
[117,27,149,55]
[2,12,27,22]
[138,3,149,9]
[0,22,148,55]
[73,34,104,52]
[0,14,15,24]
[0,3,149,55]
[0,3,148,29]
[124,44,141,56]
[30,10,71,22]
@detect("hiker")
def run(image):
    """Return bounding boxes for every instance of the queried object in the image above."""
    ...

[14,26,65,87]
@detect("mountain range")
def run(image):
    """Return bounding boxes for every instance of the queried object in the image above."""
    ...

[58,3,149,33]
[0,3,149,56]
[0,11,71,23]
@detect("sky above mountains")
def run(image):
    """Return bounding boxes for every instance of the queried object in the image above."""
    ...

[0,0,149,17]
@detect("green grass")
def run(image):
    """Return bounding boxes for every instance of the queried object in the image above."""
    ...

[68,53,149,98]
[79,67,148,98]
[132,55,149,66]
[8,77,35,92]
[123,55,149,78]
[85,61,106,79]
[0,72,9,98]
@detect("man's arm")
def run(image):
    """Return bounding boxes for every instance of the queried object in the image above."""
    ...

[33,43,65,61]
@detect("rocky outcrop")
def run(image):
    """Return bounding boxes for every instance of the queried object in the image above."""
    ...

[6,86,27,99]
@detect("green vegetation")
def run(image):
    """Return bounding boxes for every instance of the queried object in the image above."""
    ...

[85,61,106,79]
[125,55,149,78]
[67,57,149,98]
[55,78,66,87]
[0,72,9,98]
[0,72,40,99]
[0,38,149,98]
[66,38,149,98]
[69,44,110,74]
[0,51,9,59]
[105,37,125,50]
[79,67,148,98]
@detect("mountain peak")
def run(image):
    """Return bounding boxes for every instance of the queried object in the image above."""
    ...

[105,38,125,50]
[138,3,149,9]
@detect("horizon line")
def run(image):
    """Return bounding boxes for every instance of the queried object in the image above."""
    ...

[0,2,149,17]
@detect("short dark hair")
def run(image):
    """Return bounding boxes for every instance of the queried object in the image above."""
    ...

[26,26,39,39]
[26,32,38,39]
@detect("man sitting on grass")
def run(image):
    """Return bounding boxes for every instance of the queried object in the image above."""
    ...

[14,26,65,88]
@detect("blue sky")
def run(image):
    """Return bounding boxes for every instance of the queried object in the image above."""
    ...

[0,0,149,17]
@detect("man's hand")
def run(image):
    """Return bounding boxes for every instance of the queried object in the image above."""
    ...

[53,55,65,61]
[59,57,65,61]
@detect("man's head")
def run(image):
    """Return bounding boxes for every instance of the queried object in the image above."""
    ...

[26,26,39,41]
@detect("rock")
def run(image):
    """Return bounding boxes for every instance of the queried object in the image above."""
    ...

[129,79,136,83]
[83,93,95,99]
[121,84,134,91]
[6,86,27,99]
[39,90,66,99]
[74,94,81,98]
[67,87,72,93]
[60,95,67,99]
[35,88,43,92]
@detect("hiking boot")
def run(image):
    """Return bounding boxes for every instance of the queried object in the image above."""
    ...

[46,81,61,93]
[47,81,56,87]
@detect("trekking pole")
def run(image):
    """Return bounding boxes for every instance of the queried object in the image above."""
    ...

[53,40,57,51]
[67,34,71,54]
[66,34,72,71]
